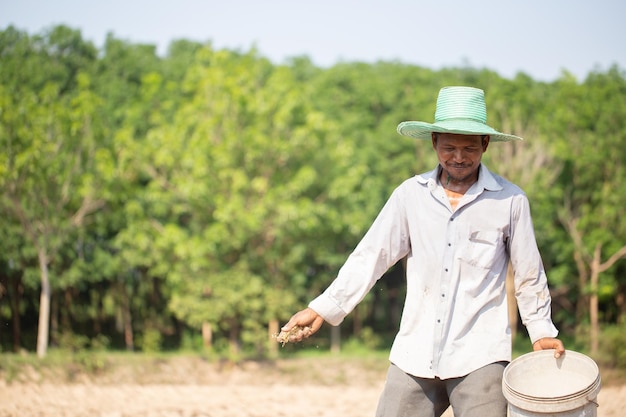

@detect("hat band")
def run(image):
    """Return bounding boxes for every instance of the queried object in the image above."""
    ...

[435,117,489,124]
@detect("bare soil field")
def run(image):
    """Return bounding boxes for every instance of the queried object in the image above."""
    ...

[0,355,623,417]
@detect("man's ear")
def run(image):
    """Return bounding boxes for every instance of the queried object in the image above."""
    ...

[431,132,438,149]
[482,135,490,151]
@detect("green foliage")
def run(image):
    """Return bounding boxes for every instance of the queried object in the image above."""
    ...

[137,328,163,353]
[1,25,625,361]
[56,332,90,352]
[598,323,626,368]
[343,326,384,351]
[71,351,109,375]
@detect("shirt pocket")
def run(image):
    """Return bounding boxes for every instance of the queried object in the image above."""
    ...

[458,230,505,269]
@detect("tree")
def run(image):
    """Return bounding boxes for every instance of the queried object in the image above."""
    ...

[549,68,626,353]
[0,27,104,356]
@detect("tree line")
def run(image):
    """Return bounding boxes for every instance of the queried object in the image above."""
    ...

[1,25,625,361]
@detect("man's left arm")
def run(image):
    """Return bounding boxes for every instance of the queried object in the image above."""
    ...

[509,194,564,358]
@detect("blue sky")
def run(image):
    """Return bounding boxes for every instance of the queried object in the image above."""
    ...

[2,0,625,82]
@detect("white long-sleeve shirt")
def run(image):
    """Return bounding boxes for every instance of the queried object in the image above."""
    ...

[309,164,558,379]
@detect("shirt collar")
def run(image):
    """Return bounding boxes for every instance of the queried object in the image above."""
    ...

[417,164,503,192]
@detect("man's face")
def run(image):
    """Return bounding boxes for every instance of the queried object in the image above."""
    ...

[432,133,489,183]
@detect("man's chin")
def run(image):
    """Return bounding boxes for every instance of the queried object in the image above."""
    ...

[446,169,471,180]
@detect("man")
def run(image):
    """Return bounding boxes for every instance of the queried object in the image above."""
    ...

[280,86,565,417]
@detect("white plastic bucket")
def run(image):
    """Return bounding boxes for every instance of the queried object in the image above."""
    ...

[502,349,601,417]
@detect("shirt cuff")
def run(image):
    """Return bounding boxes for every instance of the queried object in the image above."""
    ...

[526,320,559,344]
[308,293,347,326]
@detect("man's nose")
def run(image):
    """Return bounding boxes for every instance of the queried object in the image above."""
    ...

[452,149,465,161]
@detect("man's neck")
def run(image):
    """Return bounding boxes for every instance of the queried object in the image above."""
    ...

[439,170,478,195]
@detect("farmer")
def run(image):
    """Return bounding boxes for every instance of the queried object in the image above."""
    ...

[281,86,565,417]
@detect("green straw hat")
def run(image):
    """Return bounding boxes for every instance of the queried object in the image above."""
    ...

[397,86,523,142]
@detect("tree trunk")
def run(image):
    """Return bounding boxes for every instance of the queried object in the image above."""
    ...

[588,244,601,356]
[36,248,51,358]
[352,305,362,337]
[228,320,240,356]
[0,272,21,352]
[559,214,590,326]
[50,290,58,348]
[590,243,626,355]
[506,262,518,343]
[94,289,103,335]
[616,286,626,325]
[9,273,22,352]
[203,321,213,349]
[573,249,590,325]
[123,291,134,351]
[330,325,341,354]
[267,320,278,355]
[62,288,73,331]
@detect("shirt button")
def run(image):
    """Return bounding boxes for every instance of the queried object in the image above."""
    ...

[448,243,451,246]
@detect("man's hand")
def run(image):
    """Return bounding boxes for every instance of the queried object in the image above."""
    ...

[533,337,565,359]
[280,307,325,343]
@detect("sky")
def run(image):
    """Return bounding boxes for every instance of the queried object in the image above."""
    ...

[1,0,625,82]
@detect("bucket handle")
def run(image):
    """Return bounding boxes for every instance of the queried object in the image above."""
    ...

[587,398,599,408]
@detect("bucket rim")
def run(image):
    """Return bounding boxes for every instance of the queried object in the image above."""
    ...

[502,349,601,413]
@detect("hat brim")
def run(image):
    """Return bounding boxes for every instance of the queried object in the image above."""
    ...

[397,120,523,142]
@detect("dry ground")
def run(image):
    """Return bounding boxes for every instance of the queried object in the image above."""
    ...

[0,355,623,417]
